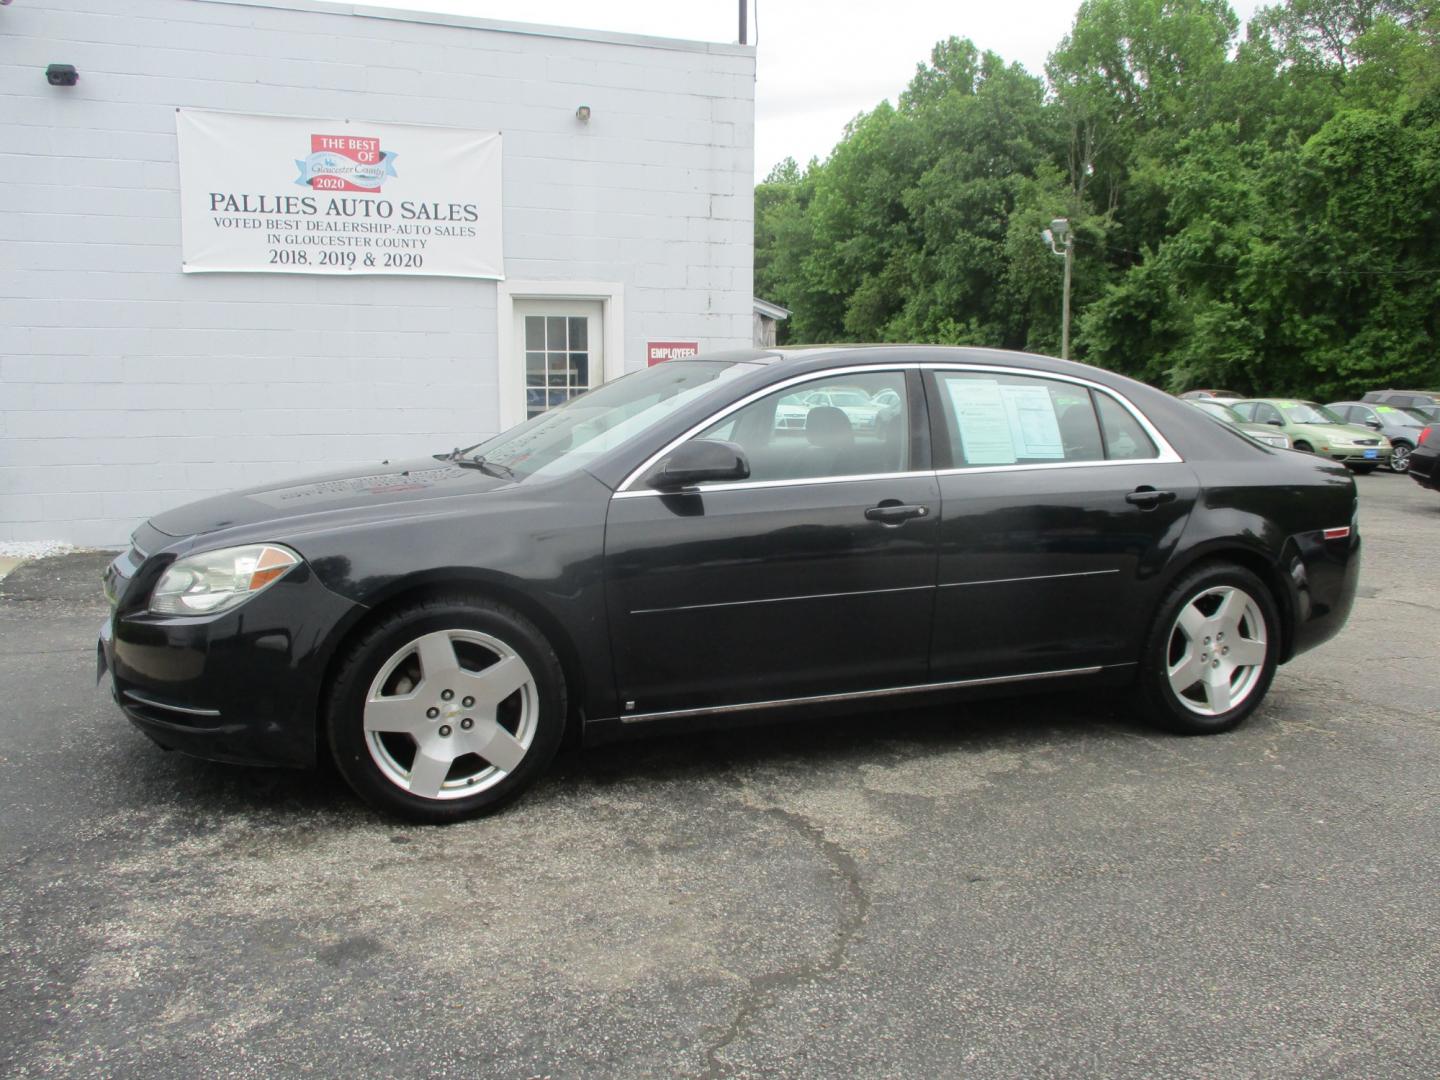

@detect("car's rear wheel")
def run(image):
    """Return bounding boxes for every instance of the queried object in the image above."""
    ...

[326,596,566,822]
[1133,563,1278,735]
[1390,442,1412,473]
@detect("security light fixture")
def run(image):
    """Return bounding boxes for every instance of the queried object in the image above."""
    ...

[575,105,591,123]
[1049,217,1070,241]
[46,63,79,87]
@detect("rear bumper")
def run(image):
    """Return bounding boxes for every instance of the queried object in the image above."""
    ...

[1408,447,1440,490]
[1284,526,1361,661]
[98,559,361,768]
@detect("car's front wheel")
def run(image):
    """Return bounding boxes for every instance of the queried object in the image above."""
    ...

[327,596,566,822]
[1133,563,1279,735]
[1390,442,1412,473]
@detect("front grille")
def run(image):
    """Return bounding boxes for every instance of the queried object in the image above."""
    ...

[1354,439,1380,446]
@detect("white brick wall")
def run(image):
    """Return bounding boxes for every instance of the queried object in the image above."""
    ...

[1,0,756,546]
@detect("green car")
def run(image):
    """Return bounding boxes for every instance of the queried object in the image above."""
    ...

[1184,398,1292,449]
[1230,399,1392,472]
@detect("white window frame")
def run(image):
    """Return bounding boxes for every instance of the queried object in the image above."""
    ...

[497,280,625,431]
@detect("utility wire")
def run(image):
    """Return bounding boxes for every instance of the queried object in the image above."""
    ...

[1082,236,1440,277]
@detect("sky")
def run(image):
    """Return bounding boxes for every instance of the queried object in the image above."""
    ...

[323,0,1268,179]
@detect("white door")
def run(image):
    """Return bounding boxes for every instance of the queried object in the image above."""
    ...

[513,299,603,421]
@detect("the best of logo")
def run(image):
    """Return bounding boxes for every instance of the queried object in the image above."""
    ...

[295,134,398,192]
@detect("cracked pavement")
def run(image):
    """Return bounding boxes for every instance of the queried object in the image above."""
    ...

[2,474,1438,1078]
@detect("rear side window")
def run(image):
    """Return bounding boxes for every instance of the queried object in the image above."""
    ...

[933,372,1157,467]
[1096,393,1158,459]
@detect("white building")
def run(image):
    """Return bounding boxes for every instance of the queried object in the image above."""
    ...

[2,0,756,546]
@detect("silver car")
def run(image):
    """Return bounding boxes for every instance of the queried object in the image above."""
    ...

[1327,401,1428,473]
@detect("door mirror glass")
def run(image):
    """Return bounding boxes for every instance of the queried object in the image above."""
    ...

[650,439,750,489]
[1266,417,1284,426]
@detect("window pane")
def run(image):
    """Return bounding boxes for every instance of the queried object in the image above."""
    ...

[525,317,545,351]
[692,371,909,482]
[1095,393,1158,460]
[526,351,546,381]
[570,352,589,388]
[546,316,568,350]
[569,317,588,350]
[935,372,1102,466]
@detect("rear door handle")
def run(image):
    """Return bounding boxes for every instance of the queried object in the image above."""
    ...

[865,502,930,525]
[1125,486,1177,509]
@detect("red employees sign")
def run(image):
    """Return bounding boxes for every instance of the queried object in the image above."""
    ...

[647,341,700,366]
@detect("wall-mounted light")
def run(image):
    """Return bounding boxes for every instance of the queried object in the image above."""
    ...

[575,105,591,124]
[46,64,79,87]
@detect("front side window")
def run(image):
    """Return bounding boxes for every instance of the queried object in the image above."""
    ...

[1251,403,1283,425]
[692,371,909,482]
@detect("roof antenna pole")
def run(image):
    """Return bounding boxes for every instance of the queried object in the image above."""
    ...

[739,0,748,44]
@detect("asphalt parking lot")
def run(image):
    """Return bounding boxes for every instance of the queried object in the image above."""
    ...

[2,473,1437,1079]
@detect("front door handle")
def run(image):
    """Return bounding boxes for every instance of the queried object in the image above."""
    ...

[1125,486,1177,509]
[865,502,930,525]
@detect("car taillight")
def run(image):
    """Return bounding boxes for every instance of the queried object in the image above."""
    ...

[1421,425,1433,446]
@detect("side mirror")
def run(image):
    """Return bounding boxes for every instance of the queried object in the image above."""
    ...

[1266,417,1283,426]
[1366,420,1381,429]
[649,439,750,489]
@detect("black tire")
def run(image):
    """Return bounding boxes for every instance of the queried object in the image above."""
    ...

[1132,562,1280,736]
[1293,441,1313,453]
[1389,442,1412,474]
[326,595,566,823]
[1349,464,1378,475]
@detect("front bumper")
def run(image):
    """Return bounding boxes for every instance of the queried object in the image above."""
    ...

[1323,447,1389,466]
[98,550,361,768]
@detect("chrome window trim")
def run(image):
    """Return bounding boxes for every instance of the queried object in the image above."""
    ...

[614,663,1115,724]
[613,469,932,499]
[614,361,1183,497]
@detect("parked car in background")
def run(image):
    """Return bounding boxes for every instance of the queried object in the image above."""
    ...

[1185,398,1292,449]
[1326,401,1428,473]
[774,386,885,433]
[98,346,1361,822]
[1230,399,1391,472]
[1408,422,1440,492]
[1179,389,1243,401]
[1361,390,1440,423]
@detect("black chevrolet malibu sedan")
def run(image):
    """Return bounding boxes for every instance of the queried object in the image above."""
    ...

[99,347,1360,821]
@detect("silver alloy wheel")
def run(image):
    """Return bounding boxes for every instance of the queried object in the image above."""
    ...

[1391,444,1411,473]
[363,629,538,800]
[1165,585,1268,717]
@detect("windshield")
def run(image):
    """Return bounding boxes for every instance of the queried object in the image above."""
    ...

[1282,402,1345,425]
[1190,400,1241,423]
[460,361,756,481]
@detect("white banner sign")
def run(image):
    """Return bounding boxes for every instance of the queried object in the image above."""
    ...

[176,109,503,279]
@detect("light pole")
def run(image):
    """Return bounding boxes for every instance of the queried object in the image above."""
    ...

[1042,218,1074,360]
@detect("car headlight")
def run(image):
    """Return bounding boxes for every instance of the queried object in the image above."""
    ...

[149,544,301,616]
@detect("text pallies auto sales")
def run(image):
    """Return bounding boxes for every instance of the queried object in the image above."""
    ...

[208,193,479,222]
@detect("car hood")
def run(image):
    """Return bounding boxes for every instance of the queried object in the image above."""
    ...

[148,458,512,538]
[1288,423,1381,444]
